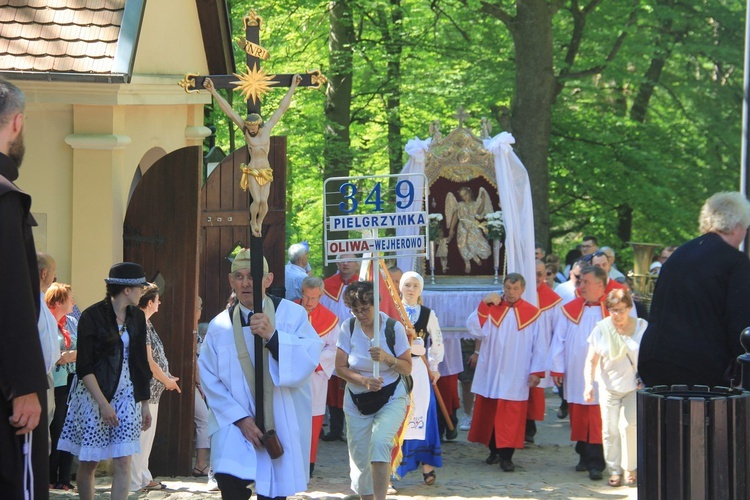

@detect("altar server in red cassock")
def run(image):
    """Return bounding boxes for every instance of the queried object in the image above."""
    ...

[297,277,339,476]
[548,265,608,480]
[320,257,360,442]
[525,261,563,442]
[466,273,546,472]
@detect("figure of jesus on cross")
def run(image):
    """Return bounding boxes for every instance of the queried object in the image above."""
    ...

[203,74,301,236]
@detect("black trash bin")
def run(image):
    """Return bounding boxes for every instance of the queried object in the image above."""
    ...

[637,385,750,499]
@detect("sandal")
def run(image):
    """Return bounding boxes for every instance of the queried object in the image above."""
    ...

[624,471,637,486]
[423,469,437,485]
[144,481,166,490]
[608,475,622,487]
[192,466,209,477]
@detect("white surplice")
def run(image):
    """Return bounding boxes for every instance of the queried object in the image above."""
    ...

[536,305,561,389]
[199,299,323,497]
[309,309,339,417]
[547,305,603,405]
[465,304,547,401]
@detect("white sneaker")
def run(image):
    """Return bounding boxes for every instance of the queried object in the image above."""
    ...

[207,469,220,492]
[459,414,472,431]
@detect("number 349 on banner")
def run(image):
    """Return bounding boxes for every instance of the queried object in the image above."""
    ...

[323,173,429,263]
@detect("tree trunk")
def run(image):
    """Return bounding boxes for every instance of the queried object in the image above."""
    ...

[616,203,633,244]
[324,0,355,275]
[508,1,555,248]
[325,0,354,179]
[383,0,403,175]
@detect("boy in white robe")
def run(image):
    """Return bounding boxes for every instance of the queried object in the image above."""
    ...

[199,248,323,499]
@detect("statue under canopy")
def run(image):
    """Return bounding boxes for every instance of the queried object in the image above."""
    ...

[445,186,495,274]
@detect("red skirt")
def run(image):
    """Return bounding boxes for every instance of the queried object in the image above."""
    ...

[436,374,460,412]
[526,387,545,421]
[468,394,527,449]
[568,403,603,444]
[326,375,345,408]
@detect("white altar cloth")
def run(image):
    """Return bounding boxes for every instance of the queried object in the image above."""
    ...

[422,287,497,332]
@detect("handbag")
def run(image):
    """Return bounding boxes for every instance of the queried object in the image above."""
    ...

[349,378,400,415]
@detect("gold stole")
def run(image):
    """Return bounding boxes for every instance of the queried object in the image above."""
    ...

[232,296,276,432]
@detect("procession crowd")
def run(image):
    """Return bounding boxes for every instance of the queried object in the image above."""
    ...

[4,76,750,500]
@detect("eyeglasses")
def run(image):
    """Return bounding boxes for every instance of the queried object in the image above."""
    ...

[592,251,607,258]
[608,307,630,315]
[573,274,581,280]
[351,306,373,316]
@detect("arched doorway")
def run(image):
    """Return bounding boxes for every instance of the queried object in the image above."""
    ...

[123,145,202,476]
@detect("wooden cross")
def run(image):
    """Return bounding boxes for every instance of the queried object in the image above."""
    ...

[179,10,325,115]
[179,10,326,398]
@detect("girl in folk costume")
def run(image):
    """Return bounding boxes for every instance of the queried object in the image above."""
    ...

[395,272,444,485]
[57,263,152,500]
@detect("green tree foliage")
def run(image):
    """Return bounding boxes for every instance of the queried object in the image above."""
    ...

[206,0,744,273]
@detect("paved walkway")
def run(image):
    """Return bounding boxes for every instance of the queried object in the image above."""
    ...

[50,390,637,499]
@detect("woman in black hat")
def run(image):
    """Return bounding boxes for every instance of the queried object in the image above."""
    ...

[57,262,153,500]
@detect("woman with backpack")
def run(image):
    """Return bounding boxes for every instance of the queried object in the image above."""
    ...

[335,281,412,500]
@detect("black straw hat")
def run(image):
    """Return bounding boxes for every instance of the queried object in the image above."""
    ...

[104,262,147,286]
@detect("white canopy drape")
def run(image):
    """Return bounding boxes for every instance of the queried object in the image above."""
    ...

[396,137,430,273]
[396,132,536,306]
[484,132,537,306]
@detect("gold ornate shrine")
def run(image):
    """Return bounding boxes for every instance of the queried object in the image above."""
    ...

[423,110,504,279]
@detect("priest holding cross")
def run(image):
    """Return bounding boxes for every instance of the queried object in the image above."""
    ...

[199,248,323,499]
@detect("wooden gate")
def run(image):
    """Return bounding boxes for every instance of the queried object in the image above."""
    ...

[199,137,287,321]
[123,146,201,476]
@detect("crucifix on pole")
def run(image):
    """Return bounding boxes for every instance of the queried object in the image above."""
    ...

[180,10,326,427]
[180,10,326,238]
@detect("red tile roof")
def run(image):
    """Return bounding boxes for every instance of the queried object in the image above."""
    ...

[0,0,125,75]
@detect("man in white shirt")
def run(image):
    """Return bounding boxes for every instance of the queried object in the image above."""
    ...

[37,252,61,452]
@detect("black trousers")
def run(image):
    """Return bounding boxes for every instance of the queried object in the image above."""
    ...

[488,429,515,460]
[214,472,285,500]
[525,419,536,438]
[575,440,605,472]
[327,406,344,437]
[49,381,74,485]
[0,390,49,500]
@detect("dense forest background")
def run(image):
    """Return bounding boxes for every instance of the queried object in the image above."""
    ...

[203,0,744,273]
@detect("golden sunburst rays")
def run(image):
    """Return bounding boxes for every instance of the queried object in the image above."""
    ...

[231,64,278,104]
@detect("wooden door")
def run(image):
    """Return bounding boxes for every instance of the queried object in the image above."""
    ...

[123,146,201,476]
[200,137,287,321]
